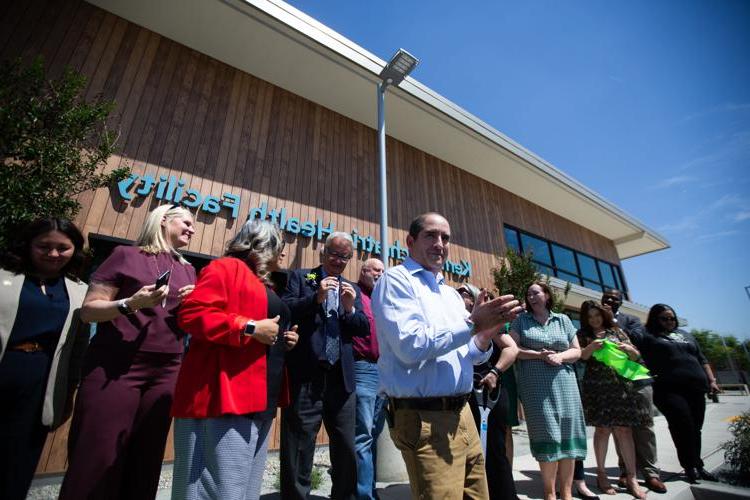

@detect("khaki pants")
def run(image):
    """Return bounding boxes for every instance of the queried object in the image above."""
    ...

[390,403,489,499]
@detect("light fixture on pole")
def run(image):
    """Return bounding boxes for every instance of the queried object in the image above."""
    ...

[377,49,419,269]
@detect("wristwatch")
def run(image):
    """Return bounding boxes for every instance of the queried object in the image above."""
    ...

[117,299,134,315]
[243,320,256,337]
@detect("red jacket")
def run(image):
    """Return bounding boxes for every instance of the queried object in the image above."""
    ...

[172,257,289,418]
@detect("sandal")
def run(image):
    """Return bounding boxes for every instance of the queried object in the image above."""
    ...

[626,478,647,499]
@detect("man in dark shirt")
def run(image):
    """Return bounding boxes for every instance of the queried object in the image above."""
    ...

[353,258,385,500]
[601,288,666,494]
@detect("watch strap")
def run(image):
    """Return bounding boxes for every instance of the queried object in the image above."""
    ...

[117,299,133,315]
[243,320,256,337]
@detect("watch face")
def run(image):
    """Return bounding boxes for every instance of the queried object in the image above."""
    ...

[244,321,256,335]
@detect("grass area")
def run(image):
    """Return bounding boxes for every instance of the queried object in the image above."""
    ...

[272,465,326,491]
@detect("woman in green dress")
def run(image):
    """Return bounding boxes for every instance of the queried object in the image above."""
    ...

[510,282,587,500]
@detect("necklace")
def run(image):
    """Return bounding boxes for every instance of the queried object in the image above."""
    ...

[152,253,175,280]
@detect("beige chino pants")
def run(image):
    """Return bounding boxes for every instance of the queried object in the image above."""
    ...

[390,403,489,499]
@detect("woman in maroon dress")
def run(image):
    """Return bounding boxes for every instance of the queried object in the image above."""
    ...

[60,205,197,500]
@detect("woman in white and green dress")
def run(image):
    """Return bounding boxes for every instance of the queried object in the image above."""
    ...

[510,282,587,500]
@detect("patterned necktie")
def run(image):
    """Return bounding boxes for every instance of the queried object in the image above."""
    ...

[326,285,338,316]
[323,278,341,365]
[324,310,340,365]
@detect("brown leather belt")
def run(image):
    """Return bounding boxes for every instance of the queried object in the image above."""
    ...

[391,394,470,412]
[7,341,45,353]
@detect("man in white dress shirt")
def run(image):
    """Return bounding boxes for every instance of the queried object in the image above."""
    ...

[372,212,523,499]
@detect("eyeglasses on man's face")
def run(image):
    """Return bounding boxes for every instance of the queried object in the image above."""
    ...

[326,249,353,262]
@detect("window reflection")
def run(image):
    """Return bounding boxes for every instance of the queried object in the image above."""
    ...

[503,224,627,296]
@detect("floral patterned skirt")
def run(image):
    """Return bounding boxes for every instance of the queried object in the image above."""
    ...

[581,360,653,428]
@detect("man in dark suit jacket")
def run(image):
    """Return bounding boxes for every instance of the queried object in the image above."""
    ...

[280,232,369,500]
[602,288,667,494]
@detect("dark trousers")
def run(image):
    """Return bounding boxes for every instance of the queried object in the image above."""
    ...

[653,387,706,470]
[574,460,585,481]
[468,387,518,500]
[280,364,357,500]
[0,351,51,500]
[59,349,181,500]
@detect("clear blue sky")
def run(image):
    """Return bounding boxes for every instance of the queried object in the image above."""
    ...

[286,0,750,339]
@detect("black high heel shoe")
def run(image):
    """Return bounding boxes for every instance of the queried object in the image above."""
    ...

[697,467,718,481]
[574,487,600,500]
[685,468,700,484]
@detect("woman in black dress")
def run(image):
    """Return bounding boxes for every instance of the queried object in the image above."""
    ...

[637,304,720,484]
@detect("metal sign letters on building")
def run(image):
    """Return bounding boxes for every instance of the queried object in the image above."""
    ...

[116,174,472,276]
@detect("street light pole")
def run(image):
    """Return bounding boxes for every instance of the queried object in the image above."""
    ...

[376,49,419,270]
[377,81,388,269]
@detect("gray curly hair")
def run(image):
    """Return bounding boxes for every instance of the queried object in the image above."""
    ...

[225,219,284,278]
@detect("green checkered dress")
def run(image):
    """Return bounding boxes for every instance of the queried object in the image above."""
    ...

[512,312,587,462]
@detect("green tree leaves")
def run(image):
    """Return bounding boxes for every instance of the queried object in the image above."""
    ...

[0,57,128,248]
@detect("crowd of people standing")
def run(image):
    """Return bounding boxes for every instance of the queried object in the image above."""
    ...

[0,207,722,500]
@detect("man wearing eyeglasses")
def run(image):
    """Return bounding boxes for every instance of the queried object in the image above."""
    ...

[601,288,667,494]
[280,232,369,500]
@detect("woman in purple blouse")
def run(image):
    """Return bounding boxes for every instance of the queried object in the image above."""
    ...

[60,205,197,500]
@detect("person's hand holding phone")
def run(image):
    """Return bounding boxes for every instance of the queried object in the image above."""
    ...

[125,284,168,311]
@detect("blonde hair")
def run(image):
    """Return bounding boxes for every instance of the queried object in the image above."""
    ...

[136,205,193,264]
[225,219,284,280]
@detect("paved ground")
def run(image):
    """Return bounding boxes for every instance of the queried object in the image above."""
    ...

[27,394,749,499]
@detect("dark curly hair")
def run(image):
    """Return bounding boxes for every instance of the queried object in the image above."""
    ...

[1,218,87,280]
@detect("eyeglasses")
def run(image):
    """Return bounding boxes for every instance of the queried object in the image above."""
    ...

[326,249,352,262]
[658,316,677,322]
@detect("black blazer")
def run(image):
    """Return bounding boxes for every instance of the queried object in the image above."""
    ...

[616,311,646,343]
[281,266,369,393]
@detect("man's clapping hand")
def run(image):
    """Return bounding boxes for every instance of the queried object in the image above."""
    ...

[470,292,524,335]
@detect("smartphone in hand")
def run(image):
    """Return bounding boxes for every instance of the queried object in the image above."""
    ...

[155,270,171,289]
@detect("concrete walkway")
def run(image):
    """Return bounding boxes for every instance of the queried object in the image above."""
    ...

[27,395,749,500]
[375,394,750,500]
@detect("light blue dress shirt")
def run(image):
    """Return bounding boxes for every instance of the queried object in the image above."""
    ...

[372,257,491,398]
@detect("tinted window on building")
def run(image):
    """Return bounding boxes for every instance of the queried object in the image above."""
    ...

[577,254,599,282]
[598,261,617,289]
[552,244,577,274]
[534,263,555,276]
[520,233,552,265]
[503,225,627,297]
[504,226,520,254]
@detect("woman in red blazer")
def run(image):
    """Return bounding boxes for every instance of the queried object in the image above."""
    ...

[171,220,298,500]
